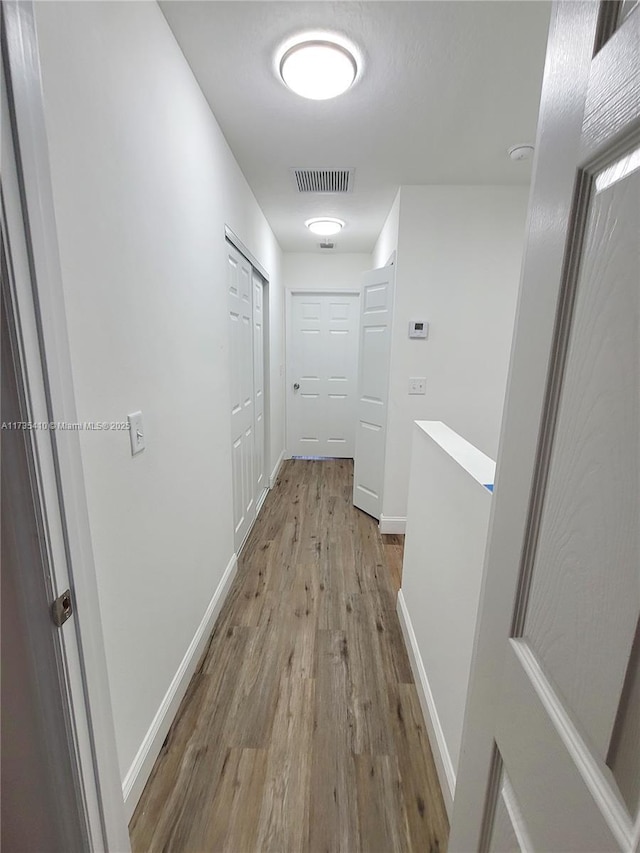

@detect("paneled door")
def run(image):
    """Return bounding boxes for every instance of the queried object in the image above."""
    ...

[228,243,255,551]
[288,292,359,458]
[451,4,640,851]
[252,269,267,507]
[352,265,395,520]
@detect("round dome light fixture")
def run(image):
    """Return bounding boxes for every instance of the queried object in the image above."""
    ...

[280,39,357,100]
[508,144,535,162]
[305,217,345,236]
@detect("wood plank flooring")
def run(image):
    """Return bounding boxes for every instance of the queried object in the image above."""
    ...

[381,534,404,593]
[130,459,448,853]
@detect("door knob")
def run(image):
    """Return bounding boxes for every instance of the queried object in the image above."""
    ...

[293,382,300,391]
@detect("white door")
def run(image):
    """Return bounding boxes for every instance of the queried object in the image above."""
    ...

[2,54,90,851]
[451,4,640,851]
[288,292,359,458]
[228,243,255,550]
[252,269,267,506]
[2,7,130,848]
[352,265,395,519]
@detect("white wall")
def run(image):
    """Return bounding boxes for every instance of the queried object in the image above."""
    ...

[398,422,494,813]
[383,186,529,521]
[283,252,372,293]
[34,0,284,797]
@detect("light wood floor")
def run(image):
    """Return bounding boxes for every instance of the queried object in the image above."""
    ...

[130,459,448,853]
[380,533,405,594]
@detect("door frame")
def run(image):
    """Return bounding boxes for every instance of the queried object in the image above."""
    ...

[2,3,130,849]
[285,287,360,458]
[449,2,639,849]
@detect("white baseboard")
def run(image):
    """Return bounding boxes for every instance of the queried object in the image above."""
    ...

[396,589,455,817]
[379,514,407,535]
[122,552,238,819]
[256,486,269,515]
[269,448,285,488]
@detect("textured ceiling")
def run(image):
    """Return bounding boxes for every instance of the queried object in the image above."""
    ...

[160,1,551,253]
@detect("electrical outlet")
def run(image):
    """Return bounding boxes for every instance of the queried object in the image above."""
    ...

[408,377,426,395]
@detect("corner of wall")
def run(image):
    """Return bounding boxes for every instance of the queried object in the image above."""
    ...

[378,515,407,535]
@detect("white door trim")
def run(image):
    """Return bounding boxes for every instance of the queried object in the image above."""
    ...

[224,224,269,282]
[285,288,360,458]
[3,3,130,849]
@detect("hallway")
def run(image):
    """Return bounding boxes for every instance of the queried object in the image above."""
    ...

[129,459,448,852]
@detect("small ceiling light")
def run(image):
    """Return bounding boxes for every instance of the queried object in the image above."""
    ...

[280,40,357,100]
[305,217,345,236]
[508,144,535,162]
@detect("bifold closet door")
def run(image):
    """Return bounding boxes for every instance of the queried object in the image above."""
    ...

[227,244,255,551]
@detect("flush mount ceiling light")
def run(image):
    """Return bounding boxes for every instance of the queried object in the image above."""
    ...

[279,39,357,100]
[508,144,535,162]
[305,217,345,236]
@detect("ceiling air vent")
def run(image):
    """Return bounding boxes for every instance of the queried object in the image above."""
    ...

[292,168,354,194]
[319,241,335,250]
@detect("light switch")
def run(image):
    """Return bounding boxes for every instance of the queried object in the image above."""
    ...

[127,411,145,456]
[409,377,426,395]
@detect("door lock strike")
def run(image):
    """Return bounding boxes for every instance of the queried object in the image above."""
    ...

[52,589,73,627]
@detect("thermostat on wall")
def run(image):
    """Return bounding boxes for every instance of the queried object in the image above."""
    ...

[409,320,428,339]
